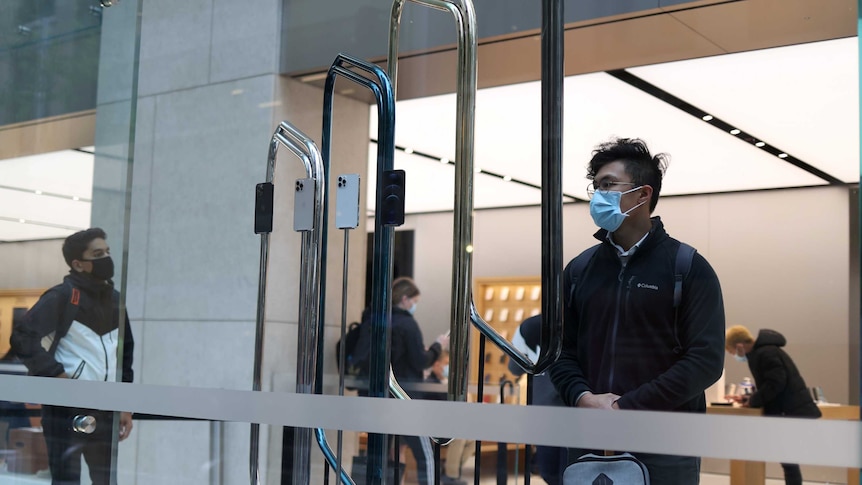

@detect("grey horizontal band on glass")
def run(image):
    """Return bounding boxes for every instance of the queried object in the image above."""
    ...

[1,374,858,469]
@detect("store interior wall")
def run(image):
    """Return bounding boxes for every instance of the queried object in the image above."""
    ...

[0,239,67,290]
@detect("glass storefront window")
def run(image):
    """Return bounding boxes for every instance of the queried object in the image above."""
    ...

[0,0,859,484]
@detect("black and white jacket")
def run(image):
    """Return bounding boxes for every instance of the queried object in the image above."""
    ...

[11,271,134,383]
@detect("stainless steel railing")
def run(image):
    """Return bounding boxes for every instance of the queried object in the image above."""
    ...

[323,53,397,485]
[251,120,328,485]
[387,0,477,409]
[469,0,565,377]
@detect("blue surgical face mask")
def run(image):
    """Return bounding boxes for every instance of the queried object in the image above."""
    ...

[589,186,646,232]
[408,303,417,315]
[734,352,748,363]
[442,365,449,378]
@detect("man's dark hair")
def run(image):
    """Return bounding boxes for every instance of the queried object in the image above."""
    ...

[587,138,668,212]
[62,227,107,268]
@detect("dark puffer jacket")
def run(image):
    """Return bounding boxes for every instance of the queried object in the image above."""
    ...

[746,329,821,418]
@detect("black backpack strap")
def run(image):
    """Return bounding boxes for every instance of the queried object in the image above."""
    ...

[671,242,696,354]
[567,244,601,308]
[49,281,80,356]
[673,242,696,308]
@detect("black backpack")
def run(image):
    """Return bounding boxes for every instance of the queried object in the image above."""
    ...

[10,282,81,377]
[335,320,370,378]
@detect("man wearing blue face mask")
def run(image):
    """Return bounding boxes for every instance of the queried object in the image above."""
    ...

[549,138,725,485]
[11,227,135,485]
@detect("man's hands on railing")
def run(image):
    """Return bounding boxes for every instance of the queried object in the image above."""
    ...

[119,412,133,441]
[577,392,621,410]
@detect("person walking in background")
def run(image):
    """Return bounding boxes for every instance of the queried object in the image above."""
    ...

[380,276,448,485]
[508,314,567,485]
[549,138,725,484]
[725,325,821,485]
[11,228,134,485]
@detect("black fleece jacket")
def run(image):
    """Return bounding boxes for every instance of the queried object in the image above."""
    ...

[549,217,725,412]
[358,306,441,384]
[746,329,821,417]
[390,307,441,383]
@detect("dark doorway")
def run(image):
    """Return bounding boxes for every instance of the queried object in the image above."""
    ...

[365,230,415,308]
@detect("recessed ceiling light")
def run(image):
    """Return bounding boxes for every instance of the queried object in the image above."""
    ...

[503,175,512,182]
[755,142,766,147]
[18,219,25,223]
[702,115,713,121]
[730,129,740,135]
[778,153,788,158]
[440,158,449,164]
[404,147,413,154]
[465,244,474,253]
[73,196,80,201]
[34,190,42,195]
[474,165,482,173]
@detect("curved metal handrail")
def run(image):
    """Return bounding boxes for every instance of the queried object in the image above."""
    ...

[315,428,356,485]
[387,0,477,408]
[323,52,397,485]
[469,0,565,377]
[251,121,327,485]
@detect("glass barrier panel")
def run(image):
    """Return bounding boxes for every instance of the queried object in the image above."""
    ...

[1,0,859,484]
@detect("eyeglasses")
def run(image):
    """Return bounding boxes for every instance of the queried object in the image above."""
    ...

[586,180,636,199]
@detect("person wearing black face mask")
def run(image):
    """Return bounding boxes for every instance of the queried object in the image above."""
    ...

[11,227,134,485]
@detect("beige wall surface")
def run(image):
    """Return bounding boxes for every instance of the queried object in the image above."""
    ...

[0,239,68,290]
[405,185,853,404]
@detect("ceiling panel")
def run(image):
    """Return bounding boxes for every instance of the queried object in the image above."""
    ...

[365,146,543,214]
[630,37,859,183]
[0,190,90,226]
[371,39,839,213]
[0,221,78,243]
[0,149,94,197]
[561,73,827,196]
[0,148,93,242]
[667,0,856,54]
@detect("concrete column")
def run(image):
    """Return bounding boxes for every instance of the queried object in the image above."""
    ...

[94,1,370,483]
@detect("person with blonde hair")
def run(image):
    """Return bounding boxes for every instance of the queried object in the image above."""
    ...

[724,325,821,485]
[724,325,755,351]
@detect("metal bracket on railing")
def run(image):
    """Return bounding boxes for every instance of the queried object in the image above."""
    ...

[388,0,477,410]
[322,52,397,485]
[469,0,565,377]
[251,120,328,485]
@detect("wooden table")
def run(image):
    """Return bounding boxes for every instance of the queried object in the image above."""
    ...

[706,404,859,485]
